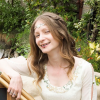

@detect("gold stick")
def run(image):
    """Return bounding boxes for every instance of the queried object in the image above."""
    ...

[0,72,35,100]
[0,77,27,100]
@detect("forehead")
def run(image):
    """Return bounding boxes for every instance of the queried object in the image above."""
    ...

[34,20,49,32]
[35,20,44,26]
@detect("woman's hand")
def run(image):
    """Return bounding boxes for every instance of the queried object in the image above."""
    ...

[7,72,23,100]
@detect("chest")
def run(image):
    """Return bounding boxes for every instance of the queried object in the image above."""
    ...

[42,64,83,95]
[41,76,82,100]
[46,67,70,87]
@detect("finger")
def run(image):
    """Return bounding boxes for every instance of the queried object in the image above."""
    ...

[16,91,21,100]
[9,90,13,95]
[7,83,13,93]
[10,88,14,96]
[12,91,18,98]
[12,93,17,98]
[7,87,11,93]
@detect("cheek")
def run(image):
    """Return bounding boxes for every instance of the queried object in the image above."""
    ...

[35,39,40,46]
[35,39,38,45]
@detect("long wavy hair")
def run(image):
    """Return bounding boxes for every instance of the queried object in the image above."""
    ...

[27,12,78,85]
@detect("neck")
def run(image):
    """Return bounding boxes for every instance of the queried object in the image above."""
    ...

[47,53,68,68]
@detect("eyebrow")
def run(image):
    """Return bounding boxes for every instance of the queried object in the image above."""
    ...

[34,27,49,35]
[34,32,39,36]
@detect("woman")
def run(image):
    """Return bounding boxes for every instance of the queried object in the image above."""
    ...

[0,12,97,100]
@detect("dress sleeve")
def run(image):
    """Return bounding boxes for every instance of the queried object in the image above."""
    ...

[81,63,97,100]
[4,56,36,78]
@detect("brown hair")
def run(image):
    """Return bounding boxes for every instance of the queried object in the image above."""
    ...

[28,12,78,84]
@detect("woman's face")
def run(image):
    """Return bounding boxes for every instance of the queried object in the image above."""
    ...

[34,20,60,54]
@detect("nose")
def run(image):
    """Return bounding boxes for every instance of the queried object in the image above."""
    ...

[39,34,45,41]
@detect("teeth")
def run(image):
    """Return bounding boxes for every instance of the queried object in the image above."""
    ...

[41,43,49,46]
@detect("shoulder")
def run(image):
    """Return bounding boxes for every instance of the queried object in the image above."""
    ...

[74,56,93,80]
[74,56,91,66]
[74,56,92,72]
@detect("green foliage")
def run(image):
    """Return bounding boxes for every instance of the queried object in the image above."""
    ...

[74,0,100,74]
[0,0,26,33]
[74,0,100,73]
[75,37,100,72]
[24,0,78,35]
[95,76,100,86]
[74,0,100,41]
[13,29,30,57]
[74,12,91,38]
[86,0,100,30]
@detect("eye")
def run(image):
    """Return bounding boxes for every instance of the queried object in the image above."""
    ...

[35,34,40,38]
[45,30,50,33]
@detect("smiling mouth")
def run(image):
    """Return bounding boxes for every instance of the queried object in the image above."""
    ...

[41,42,50,48]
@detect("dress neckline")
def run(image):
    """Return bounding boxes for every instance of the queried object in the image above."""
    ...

[43,60,82,93]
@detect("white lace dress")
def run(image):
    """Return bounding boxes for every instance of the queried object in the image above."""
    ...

[4,56,97,100]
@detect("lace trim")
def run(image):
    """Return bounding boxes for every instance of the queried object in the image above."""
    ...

[43,61,82,93]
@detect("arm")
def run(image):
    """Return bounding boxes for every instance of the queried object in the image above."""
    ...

[81,63,97,100]
[0,56,31,76]
[0,56,29,100]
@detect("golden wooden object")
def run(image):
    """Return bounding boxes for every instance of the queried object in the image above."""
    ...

[0,72,35,100]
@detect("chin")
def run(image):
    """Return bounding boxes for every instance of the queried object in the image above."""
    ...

[42,51,49,54]
[41,49,51,54]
